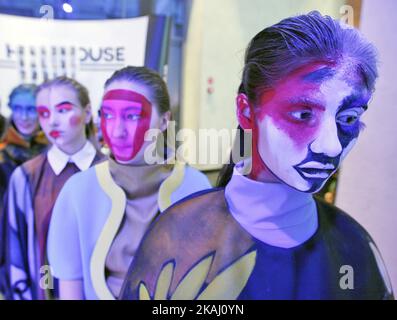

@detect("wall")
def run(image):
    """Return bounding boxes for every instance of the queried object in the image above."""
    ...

[336,0,397,292]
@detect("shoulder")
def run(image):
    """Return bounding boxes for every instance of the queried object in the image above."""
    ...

[315,197,374,245]
[122,188,254,299]
[183,165,211,185]
[167,164,212,206]
[315,198,394,298]
[60,162,102,192]
[93,150,107,164]
[52,163,107,221]
[20,152,47,174]
[158,188,227,227]
[142,188,244,260]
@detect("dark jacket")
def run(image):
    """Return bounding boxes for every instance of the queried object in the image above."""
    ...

[120,188,394,300]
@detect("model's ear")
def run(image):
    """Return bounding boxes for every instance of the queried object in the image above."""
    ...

[236,93,253,130]
[159,110,171,132]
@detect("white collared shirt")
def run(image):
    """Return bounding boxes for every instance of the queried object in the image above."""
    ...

[47,141,97,176]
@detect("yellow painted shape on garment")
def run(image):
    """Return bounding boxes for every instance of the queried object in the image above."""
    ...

[154,261,174,300]
[139,282,151,300]
[158,161,185,212]
[91,160,126,300]
[138,250,257,300]
[171,254,214,300]
[197,250,257,300]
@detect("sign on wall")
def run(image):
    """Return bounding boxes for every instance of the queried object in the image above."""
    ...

[0,14,170,117]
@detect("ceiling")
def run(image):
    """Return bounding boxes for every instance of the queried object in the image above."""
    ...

[0,0,179,19]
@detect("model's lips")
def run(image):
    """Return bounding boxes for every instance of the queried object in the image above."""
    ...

[49,130,61,139]
[298,161,335,170]
[295,166,335,179]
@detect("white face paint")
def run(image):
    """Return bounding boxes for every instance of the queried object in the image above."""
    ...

[254,63,370,193]
[36,85,89,155]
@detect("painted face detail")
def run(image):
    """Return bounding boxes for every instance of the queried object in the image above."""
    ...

[100,89,152,162]
[254,63,370,193]
[36,85,87,151]
[10,92,39,136]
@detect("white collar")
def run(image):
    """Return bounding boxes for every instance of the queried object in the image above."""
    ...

[47,141,97,176]
[225,160,318,248]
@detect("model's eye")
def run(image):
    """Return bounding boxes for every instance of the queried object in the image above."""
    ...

[337,110,360,126]
[126,114,141,121]
[58,107,70,114]
[27,107,37,115]
[39,111,50,118]
[337,115,358,125]
[56,104,74,114]
[11,105,22,113]
[289,110,313,121]
[102,112,114,120]
[37,107,50,119]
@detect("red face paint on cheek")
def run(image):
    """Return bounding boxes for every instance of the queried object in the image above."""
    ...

[69,115,83,127]
[256,83,322,150]
[101,89,152,162]
[260,107,319,149]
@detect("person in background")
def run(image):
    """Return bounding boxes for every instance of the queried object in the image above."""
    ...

[0,113,6,142]
[47,66,211,300]
[0,84,48,208]
[119,12,393,300]
[1,77,105,300]
[0,85,48,297]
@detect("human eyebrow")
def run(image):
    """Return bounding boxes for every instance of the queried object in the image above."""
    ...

[287,97,326,111]
[124,105,142,111]
[302,67,337,83]
[55,101,75,108]
[337,94,369,113]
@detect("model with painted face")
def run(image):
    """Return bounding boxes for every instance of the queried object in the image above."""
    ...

[0,85,48,206]
[0,85,48,296]
[1,77,104,300]
[119,12,393,300]
[236,61,371,193]
[47,66,211,300]
[100,82,160,164]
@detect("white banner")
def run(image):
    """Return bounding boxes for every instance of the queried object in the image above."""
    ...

[0,14,154,117]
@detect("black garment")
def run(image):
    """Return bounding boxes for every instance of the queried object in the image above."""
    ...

[120,188,393,300]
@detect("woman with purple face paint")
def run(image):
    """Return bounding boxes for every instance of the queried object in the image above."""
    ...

[0,85,48,210]
[47,66,211,300]
[119,12,393,300]
[0,84,48,297]
[1,77,105,300]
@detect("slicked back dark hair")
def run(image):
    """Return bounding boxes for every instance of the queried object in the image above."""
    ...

[241,11,378,103]
[104,66,170,115]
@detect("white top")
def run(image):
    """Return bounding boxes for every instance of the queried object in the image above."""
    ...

[47,141,97,175]
[224,160,318,248]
